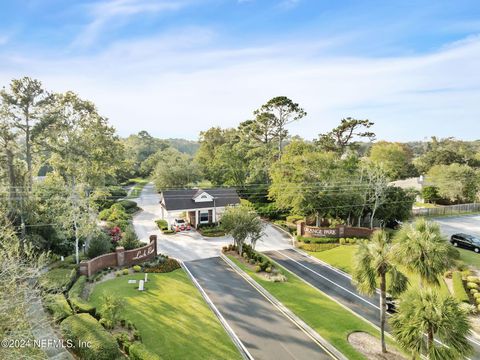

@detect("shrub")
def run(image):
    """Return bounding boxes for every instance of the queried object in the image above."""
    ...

[476,297,480,305]
[87,233,112,259]
[474,293,480,299]
[129,342,161,360]
[155,219,168,231]
[453,271,470,303]
[467,276,480,283]
[122,269,129,275]
[118,200,138,213]
[254,265,261,273]
[44,294,73,322]
[265,267,272,273]
[115,271,121,277]
[144,257,180,273]
[119,226,142,250]
[467,282,478,290]
[98,294,125,327]
[133,265,142,272]
[68,276,96,315]
[471,289,479,295]
[39,267,77,293]
[299,243,339,252]
[60,313,122,360]
[297,236,339,244]
[286,215,304,224]
[163,230,175,234]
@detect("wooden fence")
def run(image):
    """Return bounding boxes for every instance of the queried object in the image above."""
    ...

[412,203,480,217]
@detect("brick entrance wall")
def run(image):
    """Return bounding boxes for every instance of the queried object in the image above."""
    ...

[296,221,374,238]
[79,235,158,277]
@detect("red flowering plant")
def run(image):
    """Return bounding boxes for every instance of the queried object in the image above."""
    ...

[109,226,122,244]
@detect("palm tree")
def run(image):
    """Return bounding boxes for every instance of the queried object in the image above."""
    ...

[390,288,472,359]
[393,218,458,287]
[353,230,409,353]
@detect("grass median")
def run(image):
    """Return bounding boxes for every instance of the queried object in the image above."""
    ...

[89,269,242,360]
[308,245,451,295]
[227,254,400,360]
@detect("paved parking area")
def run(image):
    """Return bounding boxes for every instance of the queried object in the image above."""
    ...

[433,215,480,238]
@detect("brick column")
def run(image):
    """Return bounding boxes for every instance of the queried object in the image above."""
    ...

[297,221,305,237]
[115,247,125,267]
[149,235,158,254]
[338,225,345,238]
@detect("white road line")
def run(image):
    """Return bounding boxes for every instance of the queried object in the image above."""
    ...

[273,250,380,310]
[276,250,477,360]
[181,262,254,360]
[220,254,341,360]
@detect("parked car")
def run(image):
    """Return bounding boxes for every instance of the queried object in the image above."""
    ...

[171,219,191,232]
[450,233,480,253]
[386,296,398,314]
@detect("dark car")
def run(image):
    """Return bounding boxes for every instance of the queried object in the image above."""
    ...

[450,233,480,253]
[386,296,398,314]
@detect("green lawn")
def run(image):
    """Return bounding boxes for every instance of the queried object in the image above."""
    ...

[458,248,480,269]
[308,246,451,296]
[227,255,400,360]
[127,178,149,199]
[88,270,241,360]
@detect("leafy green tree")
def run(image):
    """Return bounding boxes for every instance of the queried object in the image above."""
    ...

[0,77,50,188]
[414,137,480,174]
[269,140,357,226]
[221,205,264,255]
[390,288,472,359]
[153,148,201,190]
[316,118,375,154]
[119,226,141,250]
[394,218,457,287]
[375,186,416,225]
[369,141,416,180]
[0,210,48,360]
[87,231,112,259]
[353,230,408,353]
[254,96,306,157]
[422,185,440,204]
[426,164,479,203]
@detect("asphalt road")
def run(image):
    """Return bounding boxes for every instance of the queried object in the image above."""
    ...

[265,248,480,359]
[184,257,333,360]
[264,249,382,328]
[433,215,480,238]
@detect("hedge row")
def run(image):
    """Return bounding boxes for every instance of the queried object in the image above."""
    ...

[155,219,168,231]
[453,271,470,303]
[39,267,77,293]
[129,342,161,360]
[60,313,123,360]
[298,236,339,244]
[298,243,340,252]
[68,276,96,315]
[44,294,73,322]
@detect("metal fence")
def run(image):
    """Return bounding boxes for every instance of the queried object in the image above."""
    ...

[412,203,480,217]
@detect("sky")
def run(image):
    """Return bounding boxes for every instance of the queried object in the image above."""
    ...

[0,0,479,142]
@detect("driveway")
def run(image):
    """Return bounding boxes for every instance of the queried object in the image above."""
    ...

[185,257,333,360]
[433,215,480,238]
[132,183,292,261]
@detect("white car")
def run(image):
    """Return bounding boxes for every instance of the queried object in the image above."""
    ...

[171,219,191,232]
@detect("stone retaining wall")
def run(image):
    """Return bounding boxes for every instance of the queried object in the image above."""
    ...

[79,235,158,277]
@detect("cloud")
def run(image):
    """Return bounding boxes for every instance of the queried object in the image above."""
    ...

[71,0,189,48]
[0,28,479,142]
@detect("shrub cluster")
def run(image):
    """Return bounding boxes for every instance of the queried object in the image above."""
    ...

[39,267,77,293]
[99,203,131,231]
[129,342,161,360]
[286,215,304,224]
[143,255,180,273]
[155,219,168,231]
[452,271,470,304]
[198,223,226,237]
[117,199,139,214]
[240,244,276,273]
[60,313,122,360]
[68,276,96,315]
[44,294,73,322]
[87,232,113,259]
[299,243,340,252]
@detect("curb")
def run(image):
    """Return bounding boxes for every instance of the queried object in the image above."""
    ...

[220,253,347,360]
[180,261,254,360]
